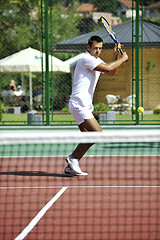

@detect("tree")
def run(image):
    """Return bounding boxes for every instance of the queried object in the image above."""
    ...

[0,0,40,59]
[92,0,118,15]
[0,0,81,59]
[49,3,80,44]
[143,0,160,6]
[0,0,81,109]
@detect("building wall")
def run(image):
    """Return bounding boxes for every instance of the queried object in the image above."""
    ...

[143,48,160,109]
[93,48,160,110]
[117,6,141,19]
[92,12,122,25]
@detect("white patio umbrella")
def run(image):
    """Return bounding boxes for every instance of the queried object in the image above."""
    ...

[64,53,83,68]
[64,53,83,84]
[0,47,70,110]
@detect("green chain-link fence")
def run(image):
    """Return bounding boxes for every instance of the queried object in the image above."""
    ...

[0,0,160,125]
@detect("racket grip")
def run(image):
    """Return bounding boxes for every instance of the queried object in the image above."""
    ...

[119,47,123,55]
[118,46,128,62]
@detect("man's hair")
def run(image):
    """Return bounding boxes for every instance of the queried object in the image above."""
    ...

[88,36,103,47]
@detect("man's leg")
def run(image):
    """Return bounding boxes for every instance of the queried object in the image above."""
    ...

[65,117,102,175]
[70,117,102,160]
[79,117,102,132]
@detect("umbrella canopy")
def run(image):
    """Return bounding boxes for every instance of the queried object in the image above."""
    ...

[64,53,83,68]
[0,47,70,73]
[0,47,70,110]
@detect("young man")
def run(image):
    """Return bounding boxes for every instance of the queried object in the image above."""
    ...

[64,35,128,176]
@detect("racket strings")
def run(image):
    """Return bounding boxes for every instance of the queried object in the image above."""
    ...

[101,18,115,36]
[100,16,123,54]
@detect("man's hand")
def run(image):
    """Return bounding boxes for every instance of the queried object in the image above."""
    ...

[115,43,128,62]
[113,44,122,60]
[121,52,128,62]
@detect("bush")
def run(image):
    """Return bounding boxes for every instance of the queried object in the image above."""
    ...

[93,103,112,121]
[61,107,69,112]
[153,109,160,114]
[93,103,112,112]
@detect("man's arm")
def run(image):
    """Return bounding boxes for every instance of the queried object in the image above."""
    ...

[94,52,128,75]
[94,45,128,76]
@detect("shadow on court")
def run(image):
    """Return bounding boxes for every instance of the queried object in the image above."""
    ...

[0,171,71,178]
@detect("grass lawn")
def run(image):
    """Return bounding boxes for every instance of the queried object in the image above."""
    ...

[1,112,160,125]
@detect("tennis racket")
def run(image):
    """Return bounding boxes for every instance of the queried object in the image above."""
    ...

[100,16,123,54]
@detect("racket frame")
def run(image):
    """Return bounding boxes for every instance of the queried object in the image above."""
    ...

[100,16,123,54]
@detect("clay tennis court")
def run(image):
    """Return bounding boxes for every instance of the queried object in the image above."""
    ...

[1,151,160,240]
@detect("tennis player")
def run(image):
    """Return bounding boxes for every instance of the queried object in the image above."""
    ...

[65,35,128,176]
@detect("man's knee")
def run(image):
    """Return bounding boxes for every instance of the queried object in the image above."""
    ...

[78,118,102,132]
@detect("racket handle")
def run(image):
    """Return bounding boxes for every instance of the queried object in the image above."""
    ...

[118,47,123,55]
[118,46,128,61]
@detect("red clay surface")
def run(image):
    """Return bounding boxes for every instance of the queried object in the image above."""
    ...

[0,156,160,240]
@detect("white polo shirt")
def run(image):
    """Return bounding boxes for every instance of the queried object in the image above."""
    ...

[70,52,104,108]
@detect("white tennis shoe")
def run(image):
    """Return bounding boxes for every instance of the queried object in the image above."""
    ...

[64,166,88,176]
[65,156,88,176]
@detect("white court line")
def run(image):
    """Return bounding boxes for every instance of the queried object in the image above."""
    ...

[1,185,160,190]
[14,187,67,240]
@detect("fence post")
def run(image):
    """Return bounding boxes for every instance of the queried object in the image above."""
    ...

[135,0,140,125]
[44,0,50,125]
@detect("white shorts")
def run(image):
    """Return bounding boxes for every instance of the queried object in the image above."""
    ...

[68,100,94,125]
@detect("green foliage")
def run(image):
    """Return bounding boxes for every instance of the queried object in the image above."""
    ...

[92,0,117,15]
[0,0,80,59]
[50,3,80,44]
[93,103,112,121]
[143,0,160,6]
[144,16,160,24]
[0,0,81,113]
[8,0,39,7]
[0,1,41,59]
[120,17,129,23]
[146,60,156,71]
[78,17,101,34]
[153,109,160,114]
[94,103,112,112]
[61,107,70,112]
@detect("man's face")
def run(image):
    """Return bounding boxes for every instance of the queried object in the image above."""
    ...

[88,41,103,58]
